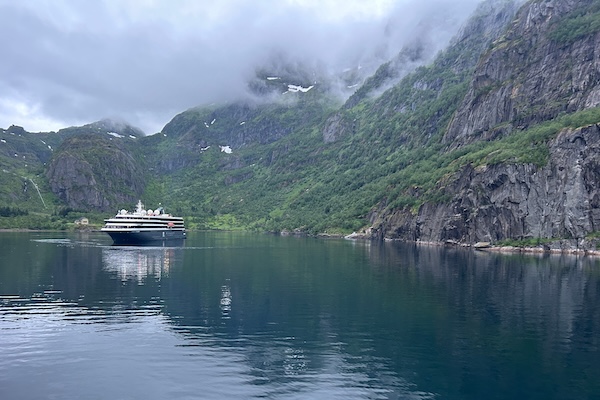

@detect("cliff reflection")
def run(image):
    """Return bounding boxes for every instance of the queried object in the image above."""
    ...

[365,241,600,354]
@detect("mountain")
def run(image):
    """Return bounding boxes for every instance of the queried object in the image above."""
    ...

[368,0,600,247]
[4,0,600,251]
[0,119,144,218]
[46,133,145,212]
[0,124,74,213]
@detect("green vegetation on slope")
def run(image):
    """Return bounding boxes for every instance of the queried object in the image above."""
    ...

[141,61,600,236]
[549,0,600,45]
[136,24,491,234]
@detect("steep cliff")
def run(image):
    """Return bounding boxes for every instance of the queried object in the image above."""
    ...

[322,0,521,145]
[444,0,600,147]
[46,134,145,211]
[369,0,600,245]
[370,123,600,247]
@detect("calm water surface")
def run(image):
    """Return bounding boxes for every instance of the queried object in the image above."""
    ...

[1,231,599,399]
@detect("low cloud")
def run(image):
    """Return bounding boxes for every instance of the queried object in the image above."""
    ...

[0,0,482,134]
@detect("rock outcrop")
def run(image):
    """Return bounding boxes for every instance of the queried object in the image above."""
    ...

[370,123,600,244]
[46,134,145,211]
[444,0,600,148]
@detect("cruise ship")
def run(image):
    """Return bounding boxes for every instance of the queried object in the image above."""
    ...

[101,200,186,245]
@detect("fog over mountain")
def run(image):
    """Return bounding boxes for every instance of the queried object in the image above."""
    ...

[0,0,483,134]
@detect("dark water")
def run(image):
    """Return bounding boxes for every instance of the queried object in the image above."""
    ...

[1,231,599,400]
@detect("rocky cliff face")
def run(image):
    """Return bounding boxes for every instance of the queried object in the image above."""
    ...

[370,0,600,246]
[46,134,145,212]
[444,0,600,148]
[371,123,600,245]
[322,0,521,145]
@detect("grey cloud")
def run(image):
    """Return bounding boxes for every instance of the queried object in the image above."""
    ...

[0,0,484,134]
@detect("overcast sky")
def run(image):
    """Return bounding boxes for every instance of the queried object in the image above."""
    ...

[0,0,482,134]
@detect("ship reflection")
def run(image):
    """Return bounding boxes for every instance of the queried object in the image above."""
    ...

[101,243,183,283]
[109,239,186,248]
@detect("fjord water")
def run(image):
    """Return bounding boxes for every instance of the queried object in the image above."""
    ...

[1,231,599,399]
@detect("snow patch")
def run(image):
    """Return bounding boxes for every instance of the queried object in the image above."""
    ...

[0,139,6,143]
[219,145,232,154]
[129,135,136,139]
[240,121,246,125]
[204,122,210,128]
[200,146,211,151]
[267,77,280,80]
[287,84,314,93]
[211,119,216,125]
[107,132,124,138]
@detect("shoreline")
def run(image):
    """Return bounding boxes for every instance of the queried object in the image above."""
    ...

[3,228,599,256]
[344,232,600,257]
[410,239,600,257]
[475,245,600,257]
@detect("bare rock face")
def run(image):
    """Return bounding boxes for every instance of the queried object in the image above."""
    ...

[443,0,600,148]
[47,152,107,210]
[46,134,145,212]
[322,112,355,144]
[371,124,600,243]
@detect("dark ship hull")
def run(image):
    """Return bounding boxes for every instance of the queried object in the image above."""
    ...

[106,229,186,245]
